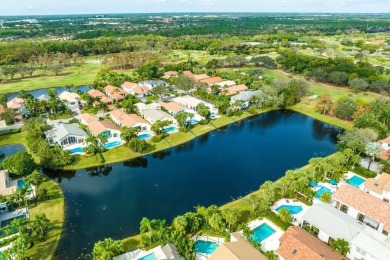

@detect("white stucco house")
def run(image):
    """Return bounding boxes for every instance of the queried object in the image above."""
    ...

[44,123,88,148]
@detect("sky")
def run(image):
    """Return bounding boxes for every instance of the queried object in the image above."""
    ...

[0,0,389,16]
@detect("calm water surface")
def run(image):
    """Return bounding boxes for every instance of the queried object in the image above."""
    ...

[54,110,340,258]
[7,86,90,100]
[0,144,26,163]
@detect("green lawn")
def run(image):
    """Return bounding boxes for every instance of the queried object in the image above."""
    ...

[25,180,65,260]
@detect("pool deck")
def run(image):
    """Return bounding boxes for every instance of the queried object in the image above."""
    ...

[271,198,309,224]
[342,171,366,190]
[192,235,225,260]
[247,218,284,251]
[312,182,337,201]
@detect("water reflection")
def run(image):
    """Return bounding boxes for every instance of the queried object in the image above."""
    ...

[86,165,113,177]
[123,157,148,168]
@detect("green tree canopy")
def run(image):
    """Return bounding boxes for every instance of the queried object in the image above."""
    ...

[92,238,124,260]
[2,151,35,176]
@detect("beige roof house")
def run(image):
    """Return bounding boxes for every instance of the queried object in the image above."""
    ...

[121,82,138,91]
[88,89,105,99]
[225,84,248,96]
[58,91,80,103]
[215,80,237,88]
[104,85,127,101]
[200,76,222,85]
[100,96,113,104]
[6,97,25,110]
[0,105,5,114]
[193,74,210,81]
[277,226,345,260]
[88,120,120,136]
[158,102,185,115]
[110,109,150,129]
[208,233,267,260]
[163,71,178,79]
[79,113,99,125]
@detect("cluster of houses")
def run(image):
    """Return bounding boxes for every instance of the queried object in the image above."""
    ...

[113,171,390,260]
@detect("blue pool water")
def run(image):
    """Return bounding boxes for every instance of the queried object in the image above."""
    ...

[70,147,83,155]
[138,253,157,260]
[162,126,178,134]
[186,119,198,125]
[195,240,219,254]
[104,141,122,149]
[138,133,152,140]
[17,179,31,190]
[316,186,333,198]
[251,223,276,243]
[276,205,303,214]
[347,175,365,188]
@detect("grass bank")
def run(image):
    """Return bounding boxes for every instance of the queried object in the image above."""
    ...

[25,180,65,259]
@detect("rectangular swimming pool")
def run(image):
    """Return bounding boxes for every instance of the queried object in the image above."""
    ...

[347,175,365,188]
[316,186,333,198]
[186,119,198,125]
[137,252,157,260]
[276,205,303,214]
[195,240,219,254]
[103,141,122,149]
[69,147,83,155]
[137,133,152,140]
[17,179,31,190]
[162,126,177,134]
[251,223,276,243]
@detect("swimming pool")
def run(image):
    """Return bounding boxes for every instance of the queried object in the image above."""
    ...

[69,147,83,155]
[275,205,303,214]
[17,179,31,190]
[251,223,276,243]
[138,133,152,140]
[162,126,178,134]
[137,252,157,260]
[186,119,198,125]
[195,240,219,254]
[316,186,333,198]
[347,175,365,188]
[103,141,122,149]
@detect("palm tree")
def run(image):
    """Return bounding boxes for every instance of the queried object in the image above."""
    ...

[120,127,139,143]
[331,238,350,256]
[34,213,50,235]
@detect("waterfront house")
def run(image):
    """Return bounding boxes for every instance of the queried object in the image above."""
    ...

[87,89,105,99]
[36,94,49,102]
[135,102,161,112]
[208,233,267,260]
[347,226,390,260]
[364,172,390,202]
[121,82,150,98]
[104,85,127,101]
[172,96,203,111]
[215,80,237,88]
[200,76,222,85]
[114,243,183,260]
[139,109,176,125]
[58,91,80,111]
[301,203,364,244]
[138,80,167,89]
[0,170,17,196]
[88,120,121,139]
[6,97,25,112]
[158,102,186,116]
[332,184,390,236]
[0,202,29,228]
[79,113,99,125]
[379,136,390,160]
[110,109,151,131]
[277,226,345,260]
[230,90,263,108]
[224,84,248,96]
[45,123,88,148]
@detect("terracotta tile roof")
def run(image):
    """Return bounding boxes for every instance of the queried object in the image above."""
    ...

[277,227,345,260]
[110,109,149,128]
[104,85,126,100]
[183,70,194,77]
[0,105,5,114]
[88,120,120,136]
[164,71,178,76]
[79,113,98,124]
[131,85,150,95]
[193,74,210,81]
[121,82,137,90]
[380,149,389,160]
[365,173,390,195]
[380,136,390,144]
[200,76,222,84]
[158,102,185,113]
[88,89,105,99]
[101,96,113,104]
[333,184,390,231]
[225,84,248,95]
[6,97,25,109]
[208,233,267,260]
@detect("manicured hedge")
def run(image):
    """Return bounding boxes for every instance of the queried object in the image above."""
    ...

[0,128,21,136]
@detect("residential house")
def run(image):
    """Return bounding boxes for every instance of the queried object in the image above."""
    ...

[162,71,178,79]
[45,123,88,148]
[36,94,49,102]
[0,202,29,228]
[104,85,127,101]
[182,70,194,78]
[192,74,210,81]
[0,170,17,196]
[87,89,105,99]
[6,97,25,112]
[172,96,203,111]
[347,226,390,260]
[332,184,390,236]
[135,103,161,112]
[276,226,345,260]
[200,76,222,85]
[138,80,167,89]
[379,136,390,160]
[139,109,176,126]
[364,172,390,202]
[224,84,248,96]
[88,120,121,140]
[158,102,186,116]
[121,82,150,98]
[110,109,151,132]
[79,113,99,125]
[301,203,364,244]
[208,233,267,260]
[215,80,236,88]
[0,105,5,119]
[114,244,183,260]
[100,96,113,105]
[230,90,263,108]
[58,91,80,111]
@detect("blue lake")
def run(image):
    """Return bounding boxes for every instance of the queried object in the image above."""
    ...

[52,110,340,258]
[0,144,26,163]
[6,85,90,101]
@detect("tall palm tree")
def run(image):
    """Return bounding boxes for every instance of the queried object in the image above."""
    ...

[34,213,50,235]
